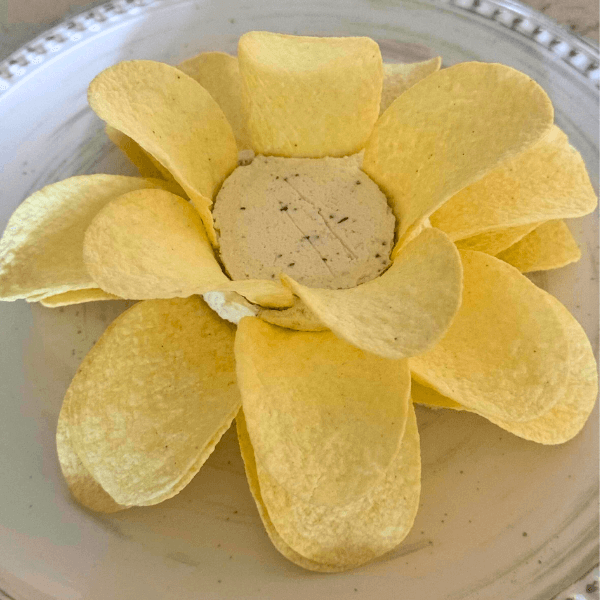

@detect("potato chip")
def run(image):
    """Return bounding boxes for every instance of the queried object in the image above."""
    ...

[410,380,465,411]
[56,396,127,513]
[363,62,553,251]
[496,220,581,272]
[238,32,383,157]
[67,297,241,506]
[283,228,462,360]
[83,188,293,308]
[380,57,441,114]
[177,51,250,150]
[105,125,164,179]
[258,299,328,332]
[88,60,238,245]
[0,175,172,301]
[236,411,346,572]
[410,250,569,422]
[454,222,540,256]
[40,289,120,308]
[252,403,420,570]
[483,294,598,443]
[431,126,597,240]
[412,295,597,443]
[235,318,411,507]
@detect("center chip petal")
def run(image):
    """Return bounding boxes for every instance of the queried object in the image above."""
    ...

[213,155,396,290]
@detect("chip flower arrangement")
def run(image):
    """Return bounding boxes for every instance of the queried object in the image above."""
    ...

[0,32,598,572]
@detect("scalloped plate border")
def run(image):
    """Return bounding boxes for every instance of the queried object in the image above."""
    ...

[0,0,598,99]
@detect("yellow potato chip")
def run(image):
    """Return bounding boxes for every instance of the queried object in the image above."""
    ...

[88,60,238,245]
[454,222,540,256]
[283,228,462,360]
[56,396,127,513]
[363,62,553,251]
[177,51,250,150]
[254,404,421,570]
[83,188,293,308]
[412,295,597,443]
[484,294,598,444]
[258,299,328,332]
[236,411,346,572]
[235,318,411,507]
[0,175,172,301]
[39,289,120,307]
[496,220,581,273]
[105,125,164,179]
[410,380,465,411]
[67,297,241,506]
[380,57,441,114]
[431,126,597,240]
[238,32,383,157]
[410,250,569,422]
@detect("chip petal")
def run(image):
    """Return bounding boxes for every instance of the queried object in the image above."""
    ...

[431,126,597,240]
[235,318,411,507]
[67,297,241,506]
[83,188,293,308]
[177,51,250,150]
[238,32,383,157]
[105,125,165,179]
[363,62,554,251]
[496,220,581,273]
[253,403,421,570]
[0,175,173,301]
[88,60,239,245]
[39,289,120,307]
[410,380,465,411]
[454,222,540,256]
[411,295,597,443]
[282,228,462,359]
[380,57,441,114]
[410,250,570,422]
[236,411,346,572]
[483,295,597,443]
[56,397,127,513]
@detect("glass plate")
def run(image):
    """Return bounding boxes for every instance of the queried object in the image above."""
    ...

[0,1,598,599]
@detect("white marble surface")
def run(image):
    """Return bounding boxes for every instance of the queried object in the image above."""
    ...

[0,0,598,62]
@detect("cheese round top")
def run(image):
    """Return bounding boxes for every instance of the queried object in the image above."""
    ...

[213,155,395,290]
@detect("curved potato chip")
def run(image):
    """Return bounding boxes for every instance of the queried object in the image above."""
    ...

[83,189,293,308]
[177,51,250,150]
[235,318,411,507]
[431,126,597,240]
[254,404,420,570]
[258,299,328,332]
[56,397,127,513]
[455,222,540,256]
[283,228,462,360]
[67,297,241,506]
[238,32,383,157]
[410,250,569,422]
[40,289,120,307]
[88,60,238,245]
[497,220,581,273]
[484,295,597,443]
[410,380,465,412]
[0,175,172,300]
[363,62,553,251]
[380,57,441,114]
[412,296,597,443]
[236,412,346,572]
[105,125,164,179]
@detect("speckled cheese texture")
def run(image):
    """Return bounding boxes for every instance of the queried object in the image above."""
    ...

[213,155,395,289]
